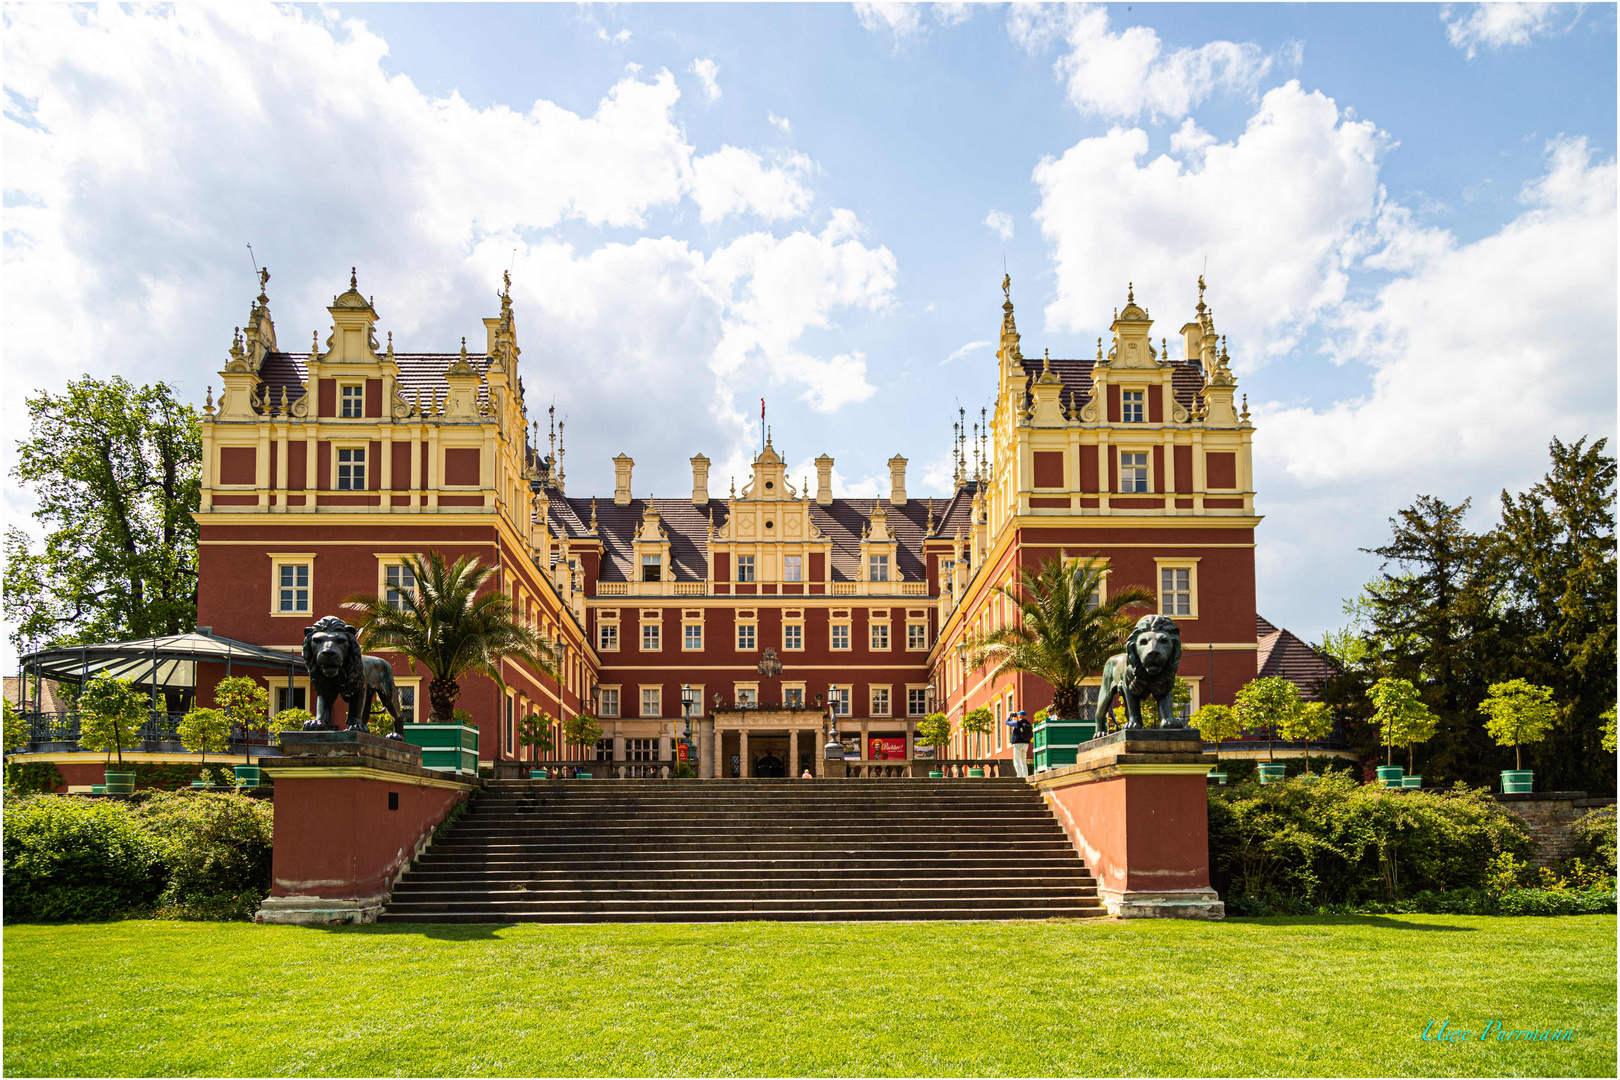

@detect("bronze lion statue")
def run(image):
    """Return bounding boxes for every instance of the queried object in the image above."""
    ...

[302,616,403,736]
[1097,614,1184,731]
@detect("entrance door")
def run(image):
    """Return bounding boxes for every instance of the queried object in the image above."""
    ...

[754,753,786,778]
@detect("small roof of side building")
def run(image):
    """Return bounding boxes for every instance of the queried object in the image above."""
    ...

[1256,616,1339,701]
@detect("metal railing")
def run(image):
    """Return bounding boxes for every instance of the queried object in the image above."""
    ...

[17,710,282,754]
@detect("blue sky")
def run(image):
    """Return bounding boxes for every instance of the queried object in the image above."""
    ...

[3,2,1615,668]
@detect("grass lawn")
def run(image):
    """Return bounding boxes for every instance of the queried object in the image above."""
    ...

[4,916,1614,1077]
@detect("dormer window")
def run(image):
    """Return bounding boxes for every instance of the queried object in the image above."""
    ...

[641,555,661,582]
[1122,390,1144,423]
[340,384,364,418]
[869,554,890,582]
[736,555,756,582]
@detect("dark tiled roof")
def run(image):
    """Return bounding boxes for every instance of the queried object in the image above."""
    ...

[546,486,980,584]
[258,352,493,409]
[1257,614,1278,636]
[1012,355,1205,413]
[1257,622,1339,700]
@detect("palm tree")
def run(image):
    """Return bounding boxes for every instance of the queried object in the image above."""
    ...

[963,555,1154,720]
[343,550,556,723]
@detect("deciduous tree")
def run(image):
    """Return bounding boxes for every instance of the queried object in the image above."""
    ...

[1478,679,1559,772]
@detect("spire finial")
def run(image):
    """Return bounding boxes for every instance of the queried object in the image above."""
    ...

[257,266,270,303]
[1002,273,1010,301]
[460,336,467,358]
[502,268,511,296]
[204,386,214,415]
[311,329,319,357]
[1096,337,1103,360]
[386,330,394,360]
[1162,338,1168,363]
[1241,394,1250,422]
[1127,282,1135,304]
[1197,273,1207,309]
[350,267,357,289]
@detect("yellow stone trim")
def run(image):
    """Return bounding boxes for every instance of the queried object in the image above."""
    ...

[1114,763,1216,775]
[262,764,474,791]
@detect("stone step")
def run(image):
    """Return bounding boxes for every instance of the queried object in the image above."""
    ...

[375,905,1105,924]
[381,893,1103,915]
[396,871,1093,888]
[413,855,1091,873]
[390,883,1099,902]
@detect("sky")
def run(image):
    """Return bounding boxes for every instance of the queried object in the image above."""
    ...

[3,1,1615,670]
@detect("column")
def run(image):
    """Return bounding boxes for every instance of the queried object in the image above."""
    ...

[409,429,422,509]
[739,729,750,778]
[381,430,393,510]
[302,429,317,511]
[612,727,625,763]
[274,425,289,513]
[813,723,824,778]
[659,725,672,762]
[713,725,725,779]
[859,720,869,760]
[789,728,799,776]
[905,719,915,761]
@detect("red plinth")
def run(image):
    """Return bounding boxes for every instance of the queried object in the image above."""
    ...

[1031,727,1222,918]
[255,730,473,925]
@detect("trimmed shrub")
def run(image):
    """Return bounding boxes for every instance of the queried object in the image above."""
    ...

[131,790,274,920]
[5,760,64,796]
[1227,886,1616,917]
[1208,772,1533,906]
[3,796,165,921]
[1568,805,1616,876]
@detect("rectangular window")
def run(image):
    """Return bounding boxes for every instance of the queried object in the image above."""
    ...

[641,623,661,651]
[831,624,851,650]
[1122,390,1144,423]
[908,688,928,716]
[504,695,514,755]
[277,564,310,613]
[783,624,803,651]
[599,624,619,651]
[396,685,416,723]
[830,687,851,717]
[385,564,415,612]
[340,384,364,418]
[783,555,802,582]
[1119,451,1148,493]
[869,554,890,582]
[871,688,890,716]
[600,688,620,717]
[1161,567,1192,617]
[737,624,756,651]
[871,623,889,650]
[337,447,366,490]
[736,555,755,583]
[907,623,927,650]
[683,624,703,650]
[275,686,307,713]
[641,555,661,582]
[595,738,614,761]
[784,687,804,707]
[737,687,757,706]
[626,738,656,762]
[641,688,660,717]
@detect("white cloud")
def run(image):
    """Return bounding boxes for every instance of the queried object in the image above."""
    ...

[983,208,1015,240]
[768,111,792,134]
[1009,3,1274,122]
[941,340,992,366]
[1441,2,1560,58]
[0,3,894,548]
[933,3,976,26]
[1033,82,1387,358]
[598,26,632,45]
[690,147,815,224]
[689,56,722,102]
[855,2,925,45]
[1262,137,1616,484]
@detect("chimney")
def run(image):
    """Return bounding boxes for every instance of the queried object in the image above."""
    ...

[690,453,710,506]
[815,454,834,507]
[888,455,908,506]
[613,453,634,506]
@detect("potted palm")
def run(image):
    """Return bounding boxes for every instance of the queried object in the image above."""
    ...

[214,675,272,787]
[77,673,147,795]
[343,550,555,778]
[1369,677,1435,788]
[962,555,1153,747]
[1191,703,1244,784]
[1234,676,1302,783]
[563,714,603,778]
[959,707,994,775]
[178,707,232,787]
[915,712,952,777]
[518,711,556,778]
[1479,679,1558,794]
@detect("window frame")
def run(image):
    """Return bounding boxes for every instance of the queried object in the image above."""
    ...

[641,622,661,652]
[599,623,620,652]
[736,555,756,583]
[782,554,803,583]
[1121,389,1145,424]
[334,444,368,491]
[907,687,929,717]
[870,686,891,717]
[906,622,927,650]
[599,686,621,718]
[868,554,890,582]
[640,686,661,718]
[829,686,851,717]
[782,622,804,651]
[683,624,703,651]
[1118,449,1149,494]
[269,553,316,617]
[736,623,757,652]
[830,623,851,651]
[870,622,890,651]
[339,382,365,419]
[1154,557,1201,620]
[640,554,662,583]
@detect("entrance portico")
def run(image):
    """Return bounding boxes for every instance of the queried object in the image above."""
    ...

[711,706,842,778]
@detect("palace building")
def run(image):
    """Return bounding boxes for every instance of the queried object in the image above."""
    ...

[192,268,1277,776]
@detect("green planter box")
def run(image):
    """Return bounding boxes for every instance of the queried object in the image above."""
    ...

[1033,718,1096,750]
[1208,771,1228,785]
[234,765,263,788]
[401,723,480,776]
[1401,775,1422,789]
[1376,765,1405,788]
[1256,763,1287,784]
[1501,769,1533,794]
[103,771,135,795]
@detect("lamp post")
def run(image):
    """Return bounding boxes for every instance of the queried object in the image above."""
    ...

[681,683,698,770]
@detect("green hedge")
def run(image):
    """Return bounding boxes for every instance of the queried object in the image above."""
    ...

[3,792,274,922]
[1208,771,1534,906]
[1226,886,1616,917]
[4,760,64,796]
[1568,805,1617,876]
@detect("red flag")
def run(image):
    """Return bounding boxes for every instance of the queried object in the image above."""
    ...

[761,397,766,423]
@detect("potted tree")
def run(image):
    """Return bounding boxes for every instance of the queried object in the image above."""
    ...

[915,712,952,777]
[344,550,555,778]
[1395,702,1438,789]
[177,707,232,787]
[959,706,994,775]
[77,673,147,795]
[1234,676,1302,783]
[1479,678,1558,794]
[214,676,270,788]
[1368,677,1435,788]
[518,710,556,778]
[1190,703,1244,784]
[1279,700,1335,780]
[962,556,1153,744]
[563,713,603,778]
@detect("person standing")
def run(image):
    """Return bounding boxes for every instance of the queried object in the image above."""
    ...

[1007,709,1033,777]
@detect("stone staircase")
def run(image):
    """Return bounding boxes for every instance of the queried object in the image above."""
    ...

[379,778,1106,923]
